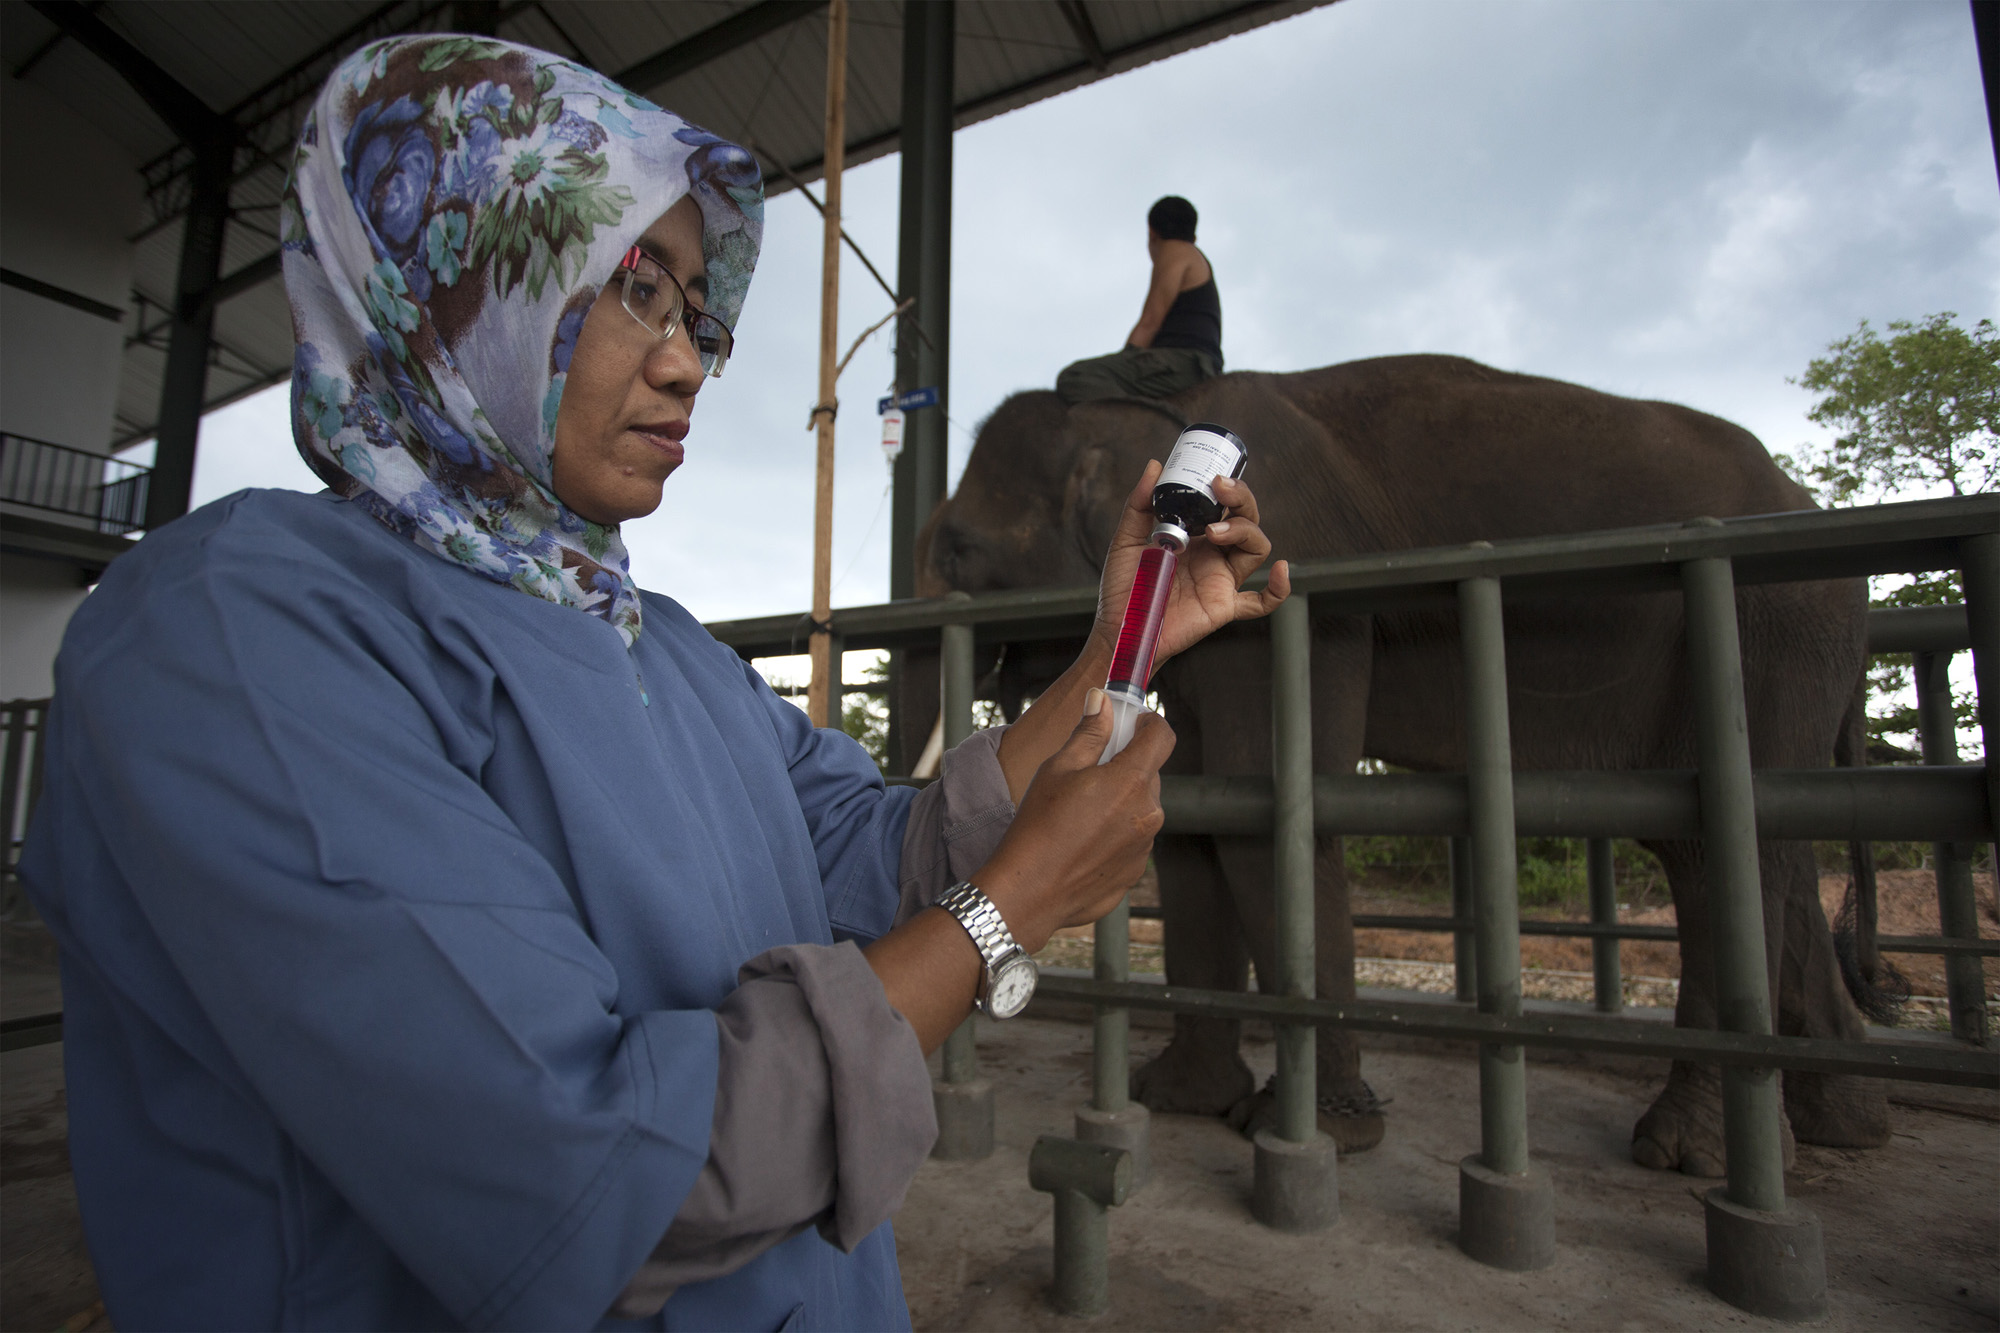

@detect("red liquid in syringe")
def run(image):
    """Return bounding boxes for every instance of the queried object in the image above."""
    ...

[1097,537,1180,764]
[1107,542,1176,695]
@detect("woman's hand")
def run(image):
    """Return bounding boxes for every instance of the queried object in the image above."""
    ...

[1089,461,1291,670]
[866,691,1174,1052]
[974,690,1175,955]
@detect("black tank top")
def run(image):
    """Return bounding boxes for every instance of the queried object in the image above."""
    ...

[1152,265,1222,360]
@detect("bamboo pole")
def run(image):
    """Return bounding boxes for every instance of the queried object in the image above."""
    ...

[807,0,849,728]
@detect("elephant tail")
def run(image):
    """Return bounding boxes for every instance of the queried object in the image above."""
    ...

[1831,671,1911,1025]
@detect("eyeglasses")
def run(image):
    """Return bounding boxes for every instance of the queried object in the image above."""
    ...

[615,245,734,378]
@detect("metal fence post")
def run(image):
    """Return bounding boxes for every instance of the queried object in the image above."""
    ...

[1914,649,1988,1044]
[828,632,846,733]
[1077,892,1151,1186]
[1454,566,1555,1270]
[1449,835,1478,1002]
[1682,537,1826,1319]
[1029,1135,1132,1318]
[1588,839,1622,1013]
[1961,532,2000,894]
[1252,594,1339,1230]
[933,599,995,1159]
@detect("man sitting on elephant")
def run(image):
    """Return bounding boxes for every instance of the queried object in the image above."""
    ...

[1056,195,1225,404]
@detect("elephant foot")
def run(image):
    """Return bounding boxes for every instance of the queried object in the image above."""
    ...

[1784,1071,1889,1149]
[1631,1063,1795,1177]
[1131,1038,1256,1117]
[1224,1076,1388,1154]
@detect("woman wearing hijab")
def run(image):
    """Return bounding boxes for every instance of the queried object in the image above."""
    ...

[20,35,1289,1332]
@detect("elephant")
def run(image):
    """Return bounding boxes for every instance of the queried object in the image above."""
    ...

[898,353,1889,1170]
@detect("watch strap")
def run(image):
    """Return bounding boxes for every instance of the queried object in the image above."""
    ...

[937,881,1021,972]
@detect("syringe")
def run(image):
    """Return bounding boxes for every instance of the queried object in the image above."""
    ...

[1099,424,1249,763]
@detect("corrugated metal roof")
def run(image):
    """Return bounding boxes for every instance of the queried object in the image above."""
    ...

[1,0,1326,446]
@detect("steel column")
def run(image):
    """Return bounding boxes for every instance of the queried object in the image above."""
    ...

[827,632,845,729]
[145,137,231,531]
[1078,891,1150,1187]
[1252,594,1339,1231]
[1091,902,1130,1113]
[1682,552,1787,1211]
[1270,595,1317,1143]
[888,0,953,600]
[932,603,994,1157]
[1460,575,1528,1174]
[1962,533,2000,871]
[1455,569,1553,1268]
[1914,649,1987,1044]
[1683,542,1826,1318]
[1449,836,1477,1001]
[1588,838,1621,1013]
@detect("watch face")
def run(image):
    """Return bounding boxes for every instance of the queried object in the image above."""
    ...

[986,956,1039,1019]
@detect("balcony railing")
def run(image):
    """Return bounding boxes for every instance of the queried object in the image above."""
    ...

[0,433,151,535]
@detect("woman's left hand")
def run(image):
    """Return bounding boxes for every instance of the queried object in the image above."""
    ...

[1088,460,1291,669]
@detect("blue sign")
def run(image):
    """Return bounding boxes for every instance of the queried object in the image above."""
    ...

[877,386,939,414]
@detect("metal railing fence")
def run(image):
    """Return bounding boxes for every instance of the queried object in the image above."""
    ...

[0,433,152,534]
[710,492,2000,1313]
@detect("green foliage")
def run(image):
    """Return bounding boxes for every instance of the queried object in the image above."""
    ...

[1784,313,1996,759]
[1340,835,1671,910]
[841,659,890,775]
[1787,312,1998,504]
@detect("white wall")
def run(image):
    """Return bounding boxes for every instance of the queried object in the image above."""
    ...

[0,554,87,700]
[0,77,140,452]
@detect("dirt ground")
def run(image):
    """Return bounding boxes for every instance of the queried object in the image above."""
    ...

[900,1018,1999,1332]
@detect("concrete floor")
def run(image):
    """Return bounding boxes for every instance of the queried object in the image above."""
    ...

[899,1017,2000,1332]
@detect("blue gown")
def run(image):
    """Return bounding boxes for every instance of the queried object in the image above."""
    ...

[20,489,919,1332]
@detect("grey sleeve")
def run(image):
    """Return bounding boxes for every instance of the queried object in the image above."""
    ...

[609,941,936,1318]
[894,724,1017,926]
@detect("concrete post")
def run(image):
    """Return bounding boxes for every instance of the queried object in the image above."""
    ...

[1253,593,1339,1230]
[1682,535,1827,1320]
[1455,567,1554,1271]
[1029,1136,1132,1318]
[932,601,994,1158]
[1914,649,1987,1044]
[144,137,230,531]
[1588,838,1622,1013]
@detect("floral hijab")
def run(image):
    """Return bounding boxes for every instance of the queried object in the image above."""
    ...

[281,35,762,644]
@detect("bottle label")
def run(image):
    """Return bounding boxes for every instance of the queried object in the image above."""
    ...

[1159,427,1246,503]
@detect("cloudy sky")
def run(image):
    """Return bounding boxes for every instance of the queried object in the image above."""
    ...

[186,0,1998,637]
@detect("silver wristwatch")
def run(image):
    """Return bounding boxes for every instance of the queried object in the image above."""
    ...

[937,881,1039,1019]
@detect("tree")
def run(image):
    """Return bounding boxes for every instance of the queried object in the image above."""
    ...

[1790,312,1998,505]
[1784,313,1999,759]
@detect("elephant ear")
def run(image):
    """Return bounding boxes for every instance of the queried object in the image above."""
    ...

[1061,445,1126,574]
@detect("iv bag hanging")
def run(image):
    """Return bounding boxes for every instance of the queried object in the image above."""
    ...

[881,407,906,465]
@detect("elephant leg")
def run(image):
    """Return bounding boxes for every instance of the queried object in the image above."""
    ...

[1773,840,1889,1147]
[1631,840,1797,1176]
[1216,831,1386,1153]
[1130,831,1256,1115]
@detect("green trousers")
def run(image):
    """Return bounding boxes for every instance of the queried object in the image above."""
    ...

[1055,346,1221,404]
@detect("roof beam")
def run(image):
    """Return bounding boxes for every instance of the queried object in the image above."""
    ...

[193,252,284,318]
[1055,0,1109,71]
[25,0,233,147]
[614,0,826,95]
[770,1,1315,191]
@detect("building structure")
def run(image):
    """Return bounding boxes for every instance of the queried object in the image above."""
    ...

[0,0,1324,703]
